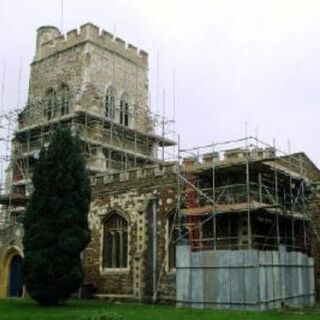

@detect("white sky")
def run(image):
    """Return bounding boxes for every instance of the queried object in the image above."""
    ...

[1,0,320,164]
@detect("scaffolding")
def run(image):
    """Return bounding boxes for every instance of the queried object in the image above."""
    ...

[172,135,320,253]
[149,135,320,307]
[147,135,320,309]
[0,93,176,226]
[0,21,180,227]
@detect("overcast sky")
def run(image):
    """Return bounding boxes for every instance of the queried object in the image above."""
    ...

[1,0,320,164]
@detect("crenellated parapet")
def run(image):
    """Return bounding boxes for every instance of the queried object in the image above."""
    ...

[90,161,177,187]
[89,147,279,186]
[181,147,277,171]
[34,22,148,66]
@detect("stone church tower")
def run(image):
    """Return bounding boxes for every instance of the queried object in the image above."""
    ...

[11,22,173,198]
[0,23,174,299]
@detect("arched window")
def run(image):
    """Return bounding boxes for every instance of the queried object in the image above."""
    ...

[120,93,129,126]
[103,213,128,268]
[45,89,56,120]
[59,84,70,116]
[105,87,116,119]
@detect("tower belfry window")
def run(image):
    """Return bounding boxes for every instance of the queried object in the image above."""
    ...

[120,94,129,127]
[45,89,56,120]
[105,87,116,119]
[59,84,70,116]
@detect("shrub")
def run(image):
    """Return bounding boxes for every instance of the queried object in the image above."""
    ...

[22,126,91,305]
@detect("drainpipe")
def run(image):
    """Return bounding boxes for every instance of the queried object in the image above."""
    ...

[152,190,158,303]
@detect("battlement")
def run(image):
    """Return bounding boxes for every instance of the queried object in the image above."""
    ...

[34,22,148,66]
[91,162,177,187]
[90,147,279,186]
[181,147,277,171]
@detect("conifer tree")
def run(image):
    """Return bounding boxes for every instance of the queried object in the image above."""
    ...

[22,126,91,305]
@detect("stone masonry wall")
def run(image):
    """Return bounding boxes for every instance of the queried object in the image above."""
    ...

[26,43,84,126]
[84,163,178,301]
[0,224,23,261]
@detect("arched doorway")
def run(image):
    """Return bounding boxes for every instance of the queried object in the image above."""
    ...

[8,255,23,297]
[0,247,24,298]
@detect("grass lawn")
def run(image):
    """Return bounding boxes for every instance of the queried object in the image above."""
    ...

[0,298,319,320]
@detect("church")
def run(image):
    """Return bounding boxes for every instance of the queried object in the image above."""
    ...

[0,23,319,310]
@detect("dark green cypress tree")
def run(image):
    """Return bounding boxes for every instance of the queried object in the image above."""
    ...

[22,126,91,305]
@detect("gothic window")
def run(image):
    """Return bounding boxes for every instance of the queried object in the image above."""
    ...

[120,93,129,126]
[59,84,70,116]
[45,89,56,120]
[105,87,116,119]
[103,213,128,269]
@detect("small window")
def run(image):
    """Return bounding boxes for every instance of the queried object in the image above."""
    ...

[105,87,116,119]
[120,94,129,126]
[60,84,70,116]
[45,89,56,120]
[103,213,128,268]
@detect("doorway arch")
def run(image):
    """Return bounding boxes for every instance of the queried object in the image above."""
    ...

[8,255,23,297]
[0,246,23,298]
